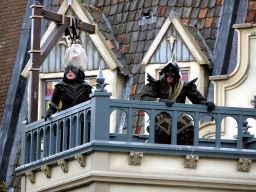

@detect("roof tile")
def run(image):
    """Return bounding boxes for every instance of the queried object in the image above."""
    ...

[138,31,147,41]
[168,0,178,7]
[125,54,134,64]
[146,29,154,40]
[152,0,160,7]
[207,7,215,17]
[248,1,255,12]
[216,0,223,6]
[185,0,194,7]
[189,18,198,25]
[203,28,212,39]
[126,21,134,32]
[175,7,184,17]
[52,0,61,6]
[165,6,176,17]
[82,0,89,4]
[182,7,192,18]
[215,5,221,16]
[112,25,119,35]
[96,0,104,7]
[144,40,153,51]
[134,53,143,64]
[131,31,140,42]
[131,63,141,74]
[136,83,145,94]
[190,7,200,19]
[211,28,218,39]
[104,0,111,6]
[117,2,125,13]
[204,17,214,28]
[135,8,143,21]
[114,13,123,24]
[159,0,168,6]
[144,0,152,8]
[102,6,110,16]
[124,32,132,44]
[247,11,255,22]
[140,65,146,74]
[152,6,159,16]
[130,0,139,10]
[119,22,127,33]
[154,28,160,37]
[182,18,191,24]
[137,0,145,9]
[208,0,216,8]
[108,15,115,25]
[136,41,146,53]
[117,33,125,44]
[200,0,210,9]
[133,20,140,31]
[129,41,138,53]
[139,73,145,83]
[122,12,129,23]
[158,6,167,17]
[119,0,125,2]
[208,39,215,50]
[193,0,202,8]
[140,23,148,31]
[156,17,165,28]
[197,18,205,29]
[121,44,130,54]
[106,40,114,49]
[198,8,208,18]
[111,0,118,6]
[148,22,156,30]
[89,0,97,6]
[123,1,131,12]
[131,83,137,95]
[133,74,139,84]
[128,10,136,22]
[109,4,118,15]
[212,17,219,28]
[177,0,185,7]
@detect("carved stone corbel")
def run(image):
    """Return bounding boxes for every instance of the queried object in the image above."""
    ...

[57,159,68,173]
[75,154,86,167]
[128,152,143,166]
[25,171,35,183]
[184,155,199,169]
[41,165,51,178]
[238,158,252,172]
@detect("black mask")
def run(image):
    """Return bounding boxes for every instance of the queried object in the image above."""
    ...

[64,65,79,75]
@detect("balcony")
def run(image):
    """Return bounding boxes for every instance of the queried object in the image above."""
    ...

[16,88,256,176]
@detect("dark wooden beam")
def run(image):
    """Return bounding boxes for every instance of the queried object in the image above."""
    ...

[41,8,62,23]
[76,18,95,34]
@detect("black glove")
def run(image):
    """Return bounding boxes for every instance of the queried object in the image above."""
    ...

[159,99,174,107]
[203,101,215,112]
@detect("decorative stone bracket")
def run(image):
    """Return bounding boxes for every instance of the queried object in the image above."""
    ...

[75,154,86,167]
[41,165,51,178]
[237,158,252,172]
[184,155,199,169]
[25,171,35,183]
[128,152,143,166]
[57,159,68,173]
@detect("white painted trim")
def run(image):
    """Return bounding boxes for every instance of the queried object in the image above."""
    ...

[29,170,256,192]
[140,11,210,66]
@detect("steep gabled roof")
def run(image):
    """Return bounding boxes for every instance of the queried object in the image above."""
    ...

[140,10,212,66]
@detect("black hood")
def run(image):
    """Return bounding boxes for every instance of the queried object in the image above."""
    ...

[160,61,181,79]
[63,69,85,84]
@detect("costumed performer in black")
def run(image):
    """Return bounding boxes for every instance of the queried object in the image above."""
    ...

[140,61,215,145]
[44,43,92,120]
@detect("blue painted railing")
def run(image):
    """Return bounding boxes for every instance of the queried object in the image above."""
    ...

[17,91,256,175]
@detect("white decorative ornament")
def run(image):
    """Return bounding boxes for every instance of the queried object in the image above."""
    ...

[167,35,176,51]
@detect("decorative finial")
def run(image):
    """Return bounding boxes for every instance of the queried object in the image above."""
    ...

[93,67,109,92]
[242,120,252,134]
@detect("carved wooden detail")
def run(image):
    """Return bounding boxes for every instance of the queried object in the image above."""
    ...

[129,152,143,165]
[238,158,252,172]
[41,165,51,178]
[75,154,86,167]
[57,159,68,173]
[25,171,35,183]
[184,155,199,169]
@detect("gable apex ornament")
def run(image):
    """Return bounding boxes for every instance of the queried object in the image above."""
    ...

[167,35,176,51]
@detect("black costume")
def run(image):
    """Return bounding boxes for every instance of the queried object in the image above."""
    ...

[140,62,215,145]
[44,66,92,120]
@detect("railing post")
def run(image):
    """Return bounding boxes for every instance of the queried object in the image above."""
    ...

[90,68,111,141]
[21,121,28,165]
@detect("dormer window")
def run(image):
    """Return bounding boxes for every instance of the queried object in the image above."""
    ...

[139,10,157,25]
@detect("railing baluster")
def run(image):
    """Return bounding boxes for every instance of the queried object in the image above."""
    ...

[193,112,199,146]
[237,115,244,149]
[57,121,61,153]
[216,113,221,147]
[84,111,87,143]
[171,111,177,145]
[43,125,49,158]
[50,123,55,155]
[149,108,155,143]
[63,118,68,150]
[127,107,133,142]
[77,113,81,146]
[30,131,33,163]
[36,129,41,160]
